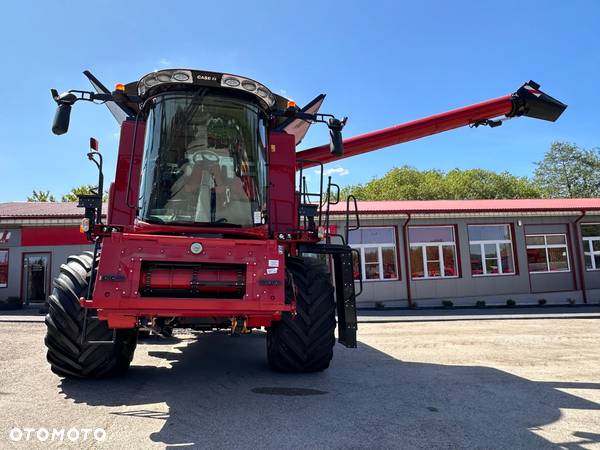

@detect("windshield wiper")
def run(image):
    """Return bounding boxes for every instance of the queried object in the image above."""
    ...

[166,220,242,228]
[145,215,245,228]
[146,216,167,224]
[183,88,208,125]
[206,222,242,228]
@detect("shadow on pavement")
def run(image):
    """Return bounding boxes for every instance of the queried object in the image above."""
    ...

[136,335,182,346]
[58,331,600,449]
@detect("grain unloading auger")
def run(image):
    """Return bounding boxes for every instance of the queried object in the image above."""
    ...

[298,80,566,166]
[45,69,566,378]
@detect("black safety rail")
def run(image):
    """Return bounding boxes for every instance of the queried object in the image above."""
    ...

[296,159,324,232]
[295,163,363,346]
[322,176,340,243]
[344,194,360,244]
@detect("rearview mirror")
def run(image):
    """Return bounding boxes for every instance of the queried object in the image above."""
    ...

[328,118,345,156]
[329,128,344,156]
[52,104,72,135]
[50,90,78,136]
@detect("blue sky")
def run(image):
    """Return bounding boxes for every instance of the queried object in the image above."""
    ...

[0,0,598,201]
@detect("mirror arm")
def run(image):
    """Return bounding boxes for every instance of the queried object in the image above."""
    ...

[50,89,119,135]
[51,89,113,106]
[271,108,347,127]
[272,108,347,156]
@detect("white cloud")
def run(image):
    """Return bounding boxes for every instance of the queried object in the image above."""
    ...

[279,89,287,95]
[158,58,172,66]
[318,166,350,177]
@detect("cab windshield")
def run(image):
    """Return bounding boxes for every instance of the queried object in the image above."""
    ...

[138,91,267,228]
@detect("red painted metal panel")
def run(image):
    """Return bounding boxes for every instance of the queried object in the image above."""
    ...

[140,264,245,297]
[21,227,88,246]
[108,120,146,226]
[132,220,268,239]
[267,132,297,234]
[89,232,288,328]
[298,96,514,167]
[107,182,115,224]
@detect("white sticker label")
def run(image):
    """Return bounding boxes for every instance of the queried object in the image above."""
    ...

[277,245,284,255]
[253,211,262,224]
[268,259,279,268]
[266,268,278,275]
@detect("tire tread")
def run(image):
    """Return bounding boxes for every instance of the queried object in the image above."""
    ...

[44,253,137,379]
[267,256,336,373]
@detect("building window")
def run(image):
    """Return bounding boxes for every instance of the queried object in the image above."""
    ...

[349,227,398,281]
[408,226,458,279]
[581,224,600,271]
[0,250,8,288]
[526,234,570,273]
[468,225,515,276]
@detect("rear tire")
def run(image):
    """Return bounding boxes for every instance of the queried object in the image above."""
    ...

[44,252,138,378]
[267,256,336,372]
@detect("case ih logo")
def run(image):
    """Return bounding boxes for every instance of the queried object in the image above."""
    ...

[197,74,218,82]
[0,231,11,243]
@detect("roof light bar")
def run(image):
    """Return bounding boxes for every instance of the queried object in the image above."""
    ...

[139,70,193,96]
[138,69,276,108]
[221,74,275,107]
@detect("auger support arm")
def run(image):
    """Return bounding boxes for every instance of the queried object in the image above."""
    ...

[297,81,567,167]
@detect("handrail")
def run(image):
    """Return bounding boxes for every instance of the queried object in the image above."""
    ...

[351,248,363,297]
[344,194,360,244]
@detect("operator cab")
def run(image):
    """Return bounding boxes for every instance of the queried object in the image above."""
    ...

[134,70,279,229]
[50,68,347,234]
[138,91,267,228]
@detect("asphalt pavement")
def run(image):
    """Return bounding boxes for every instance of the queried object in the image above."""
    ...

[0,314,599,449]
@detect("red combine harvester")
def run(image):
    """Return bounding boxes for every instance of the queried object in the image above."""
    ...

[46,69,566,377]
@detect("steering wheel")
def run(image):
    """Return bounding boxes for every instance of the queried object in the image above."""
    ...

[192,150,219,163]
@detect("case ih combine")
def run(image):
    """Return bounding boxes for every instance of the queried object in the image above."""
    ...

[46,69,566,378]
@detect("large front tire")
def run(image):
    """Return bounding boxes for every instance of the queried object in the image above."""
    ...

[44,252,138,378]
[267,256,336,373]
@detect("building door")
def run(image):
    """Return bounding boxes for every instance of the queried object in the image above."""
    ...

[22,253,50,304]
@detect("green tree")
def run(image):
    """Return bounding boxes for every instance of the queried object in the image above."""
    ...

[533,142,600,198]
[61,185,108,202]
[27,190,56,202]
[444,169,542,199]
[341,166,542,200]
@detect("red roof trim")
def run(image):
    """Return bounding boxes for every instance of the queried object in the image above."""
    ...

[329,199,600,214]
[3,199,600,220]
[0,202,107,219]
